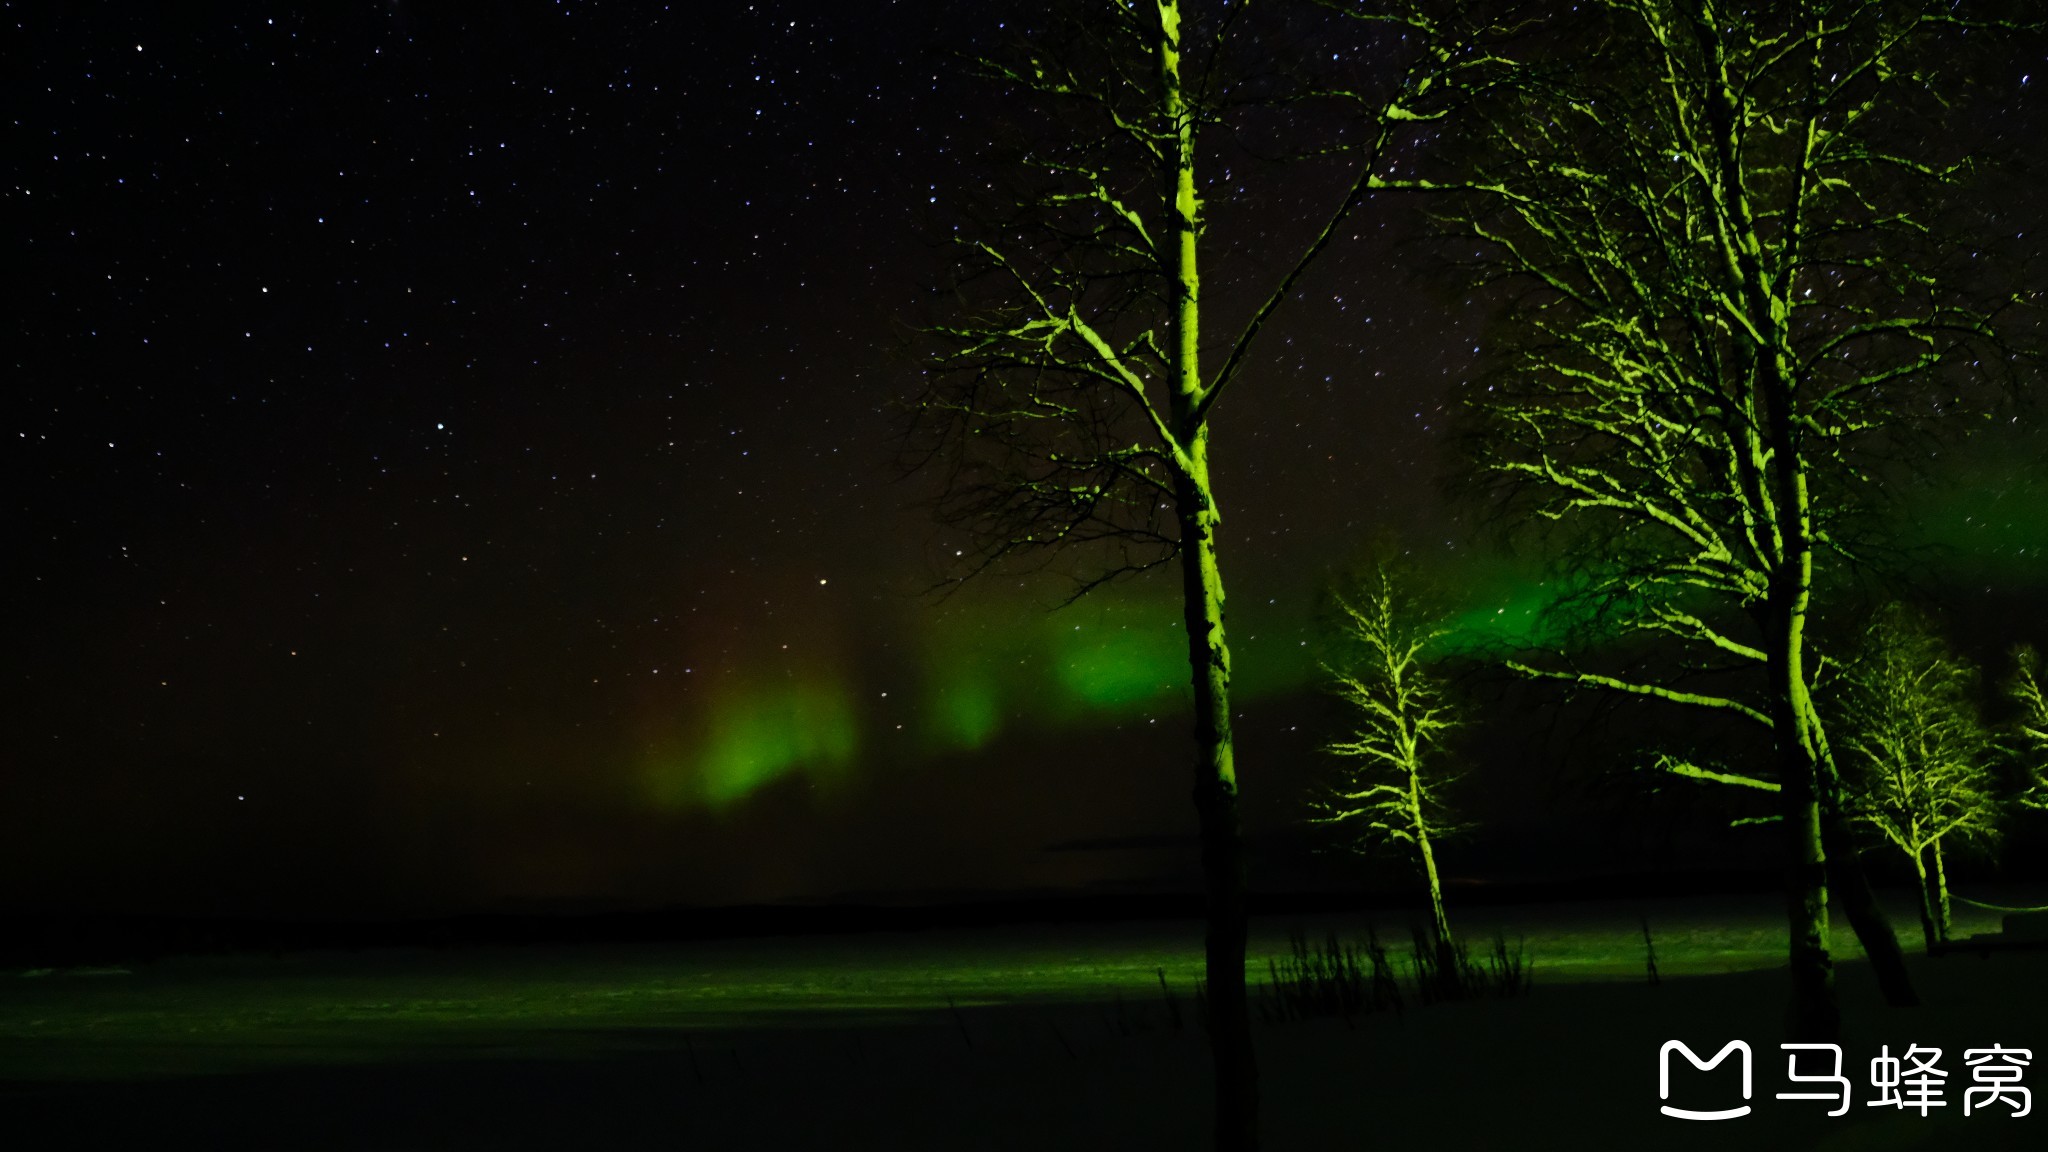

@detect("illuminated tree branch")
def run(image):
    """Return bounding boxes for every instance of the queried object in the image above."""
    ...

[1506,660,1772,729]
[1649,754,1780,792]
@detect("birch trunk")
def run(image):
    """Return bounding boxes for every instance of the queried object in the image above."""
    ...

[1930,839,1952,943]
[1176,458,1256,1151]
[1160,6,1256,1145]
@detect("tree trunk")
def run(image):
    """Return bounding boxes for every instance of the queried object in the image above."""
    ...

[1776,744,1838,1039]
[1158,6,1256,1147]
[1820,815,1920,1003]
[1755,535,1836,1038]
[1414,815,1460,990]
[1765,582,1838,1041]
[1810,716,1919,1004]
[1416,819,1453,950]
[1714,43,1838,1037]
[1176,465,1256,1152]
[1929,839,1952,943]
[1910,846,1939,954]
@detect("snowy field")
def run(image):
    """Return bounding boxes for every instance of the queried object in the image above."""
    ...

[3,893,2043,1149]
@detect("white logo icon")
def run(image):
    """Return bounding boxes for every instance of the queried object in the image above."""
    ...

[1660,1040,1753,1120]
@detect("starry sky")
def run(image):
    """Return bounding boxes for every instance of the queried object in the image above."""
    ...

[9,2,2045,919]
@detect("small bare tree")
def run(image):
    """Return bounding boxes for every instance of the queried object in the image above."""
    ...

[1830,607,2002,950]
[1315,565,1465,951]
[2007,646,2048,811]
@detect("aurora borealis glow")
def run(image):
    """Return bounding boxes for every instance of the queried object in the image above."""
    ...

[635,588,1295,814]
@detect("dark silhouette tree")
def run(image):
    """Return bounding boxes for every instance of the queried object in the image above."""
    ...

[908,2,1520,1144]
[1444,0,2038,1037]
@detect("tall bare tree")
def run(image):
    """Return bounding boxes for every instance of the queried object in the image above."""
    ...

[1445,0,2036,1036]
[1314,565,1466,951]
[1830,606,2002,950]
[909,2,1518,1144]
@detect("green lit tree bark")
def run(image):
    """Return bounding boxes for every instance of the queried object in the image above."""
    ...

[1450,0,2035,1035]
[910,4,1515,1146]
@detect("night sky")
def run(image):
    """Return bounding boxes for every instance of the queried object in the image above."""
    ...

[10,2,2044,920]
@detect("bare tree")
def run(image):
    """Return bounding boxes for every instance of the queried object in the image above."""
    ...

[2007,645,2048,811]
[1444,0,2037,1036]
[1830,606,2002,950]
[1314,565,1465,951]
[909,2,1519,1144]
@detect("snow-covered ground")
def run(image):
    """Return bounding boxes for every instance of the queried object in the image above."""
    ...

[4,893,2043,1149]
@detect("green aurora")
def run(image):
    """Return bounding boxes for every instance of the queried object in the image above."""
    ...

[633,570,1561,812]
[635,444,2040,813]
[640,591,1204,811]
[1902,433,2048,584]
